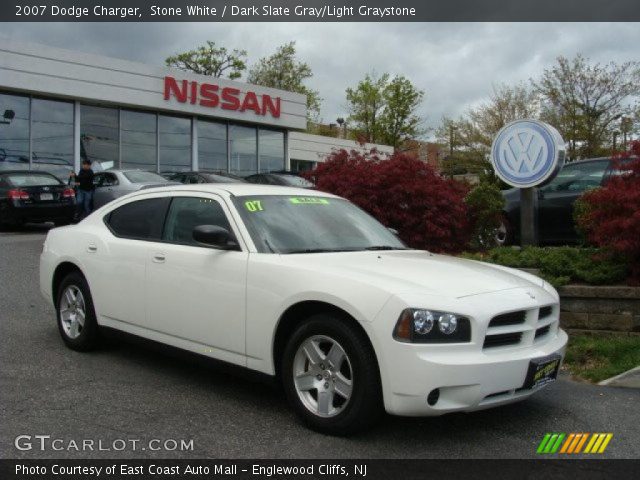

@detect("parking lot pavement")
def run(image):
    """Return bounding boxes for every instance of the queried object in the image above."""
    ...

[1,229,639,460]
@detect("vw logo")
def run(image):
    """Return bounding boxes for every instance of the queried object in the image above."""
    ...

[491,120,565,188]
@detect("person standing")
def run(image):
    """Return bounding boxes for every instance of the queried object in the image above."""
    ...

[69,159,95,219]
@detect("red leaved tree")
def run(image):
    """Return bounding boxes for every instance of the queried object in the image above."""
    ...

[576,141,640,283]
[304,149,470,253]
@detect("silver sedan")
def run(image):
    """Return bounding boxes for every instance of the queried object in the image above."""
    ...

[92,170,179,209]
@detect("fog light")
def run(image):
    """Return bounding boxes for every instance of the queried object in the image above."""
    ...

[427,388,440,406]
[438,313,458,335]
[413,310,434,335]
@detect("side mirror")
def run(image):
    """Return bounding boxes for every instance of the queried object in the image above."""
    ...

[387,227,399,236]
[192,225,238,250]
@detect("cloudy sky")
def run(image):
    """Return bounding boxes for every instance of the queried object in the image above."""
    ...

[3,22,639,137]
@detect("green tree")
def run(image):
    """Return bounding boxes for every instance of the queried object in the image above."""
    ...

[346,73,424,147]
[165,41,247,79]
[248,42,321,121]
[345,73,389,143]
[379,76,425,148]
[533,55,640,159]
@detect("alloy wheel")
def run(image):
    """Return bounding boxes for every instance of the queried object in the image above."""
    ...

[59,285,86,339]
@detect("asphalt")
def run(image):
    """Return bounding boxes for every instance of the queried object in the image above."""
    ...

[1,225,639,459]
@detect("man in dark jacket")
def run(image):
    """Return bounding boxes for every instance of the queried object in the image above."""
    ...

[70,159,95,219]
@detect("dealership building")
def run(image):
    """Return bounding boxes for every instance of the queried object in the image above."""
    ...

[0,40,391,179]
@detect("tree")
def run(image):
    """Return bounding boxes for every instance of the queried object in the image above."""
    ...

[165,41,247,79]
[435,83,541,179]
[379,76,425,148]
[248,42,321,121]
[533,55,640,159]
[345,73,389,144]
[346,73,425,148]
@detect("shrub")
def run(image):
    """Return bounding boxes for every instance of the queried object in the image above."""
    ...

[305,149,470,253]
[460,246,628,287]
[575,141,640,283]
[464,182,505,250]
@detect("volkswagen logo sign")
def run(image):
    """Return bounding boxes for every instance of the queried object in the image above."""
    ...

[491,120,566,189]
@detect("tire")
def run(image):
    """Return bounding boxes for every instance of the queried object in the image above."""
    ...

[56,272,100,351]
[281,314,383,435]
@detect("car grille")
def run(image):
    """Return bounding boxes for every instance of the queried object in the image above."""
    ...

[488,310,526,328]
[483,332,523,349]
[483,304,558,350]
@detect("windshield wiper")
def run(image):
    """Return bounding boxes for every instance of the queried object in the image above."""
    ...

[363,246,407,251]
[285,248,356,254]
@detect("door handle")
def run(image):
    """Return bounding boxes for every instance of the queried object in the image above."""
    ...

[153,253,166,263]
[87,243,98,253]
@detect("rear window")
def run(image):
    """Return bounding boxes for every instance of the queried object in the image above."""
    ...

[279,175,314,187]
[106,197,170,240]
[5,173,62,187]
[123,171,167,184]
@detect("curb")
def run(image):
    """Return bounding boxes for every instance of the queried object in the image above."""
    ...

[598,366,640,388]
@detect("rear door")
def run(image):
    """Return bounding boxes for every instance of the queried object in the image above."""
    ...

[90,196,171,327]
[538,160,609,243]
[93,172,120,208]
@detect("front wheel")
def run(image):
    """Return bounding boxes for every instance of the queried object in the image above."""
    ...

[56,272,100,351]
[281,314,383,435]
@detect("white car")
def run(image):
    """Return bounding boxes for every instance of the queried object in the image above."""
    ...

[40,184,568,435]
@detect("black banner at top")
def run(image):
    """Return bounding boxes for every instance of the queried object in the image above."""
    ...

[2,0,640,22]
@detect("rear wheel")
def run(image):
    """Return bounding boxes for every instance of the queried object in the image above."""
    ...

[56,272,100,351]
[281,314,383,435]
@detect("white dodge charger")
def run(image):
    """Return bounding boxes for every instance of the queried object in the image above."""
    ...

[40,184,568,435]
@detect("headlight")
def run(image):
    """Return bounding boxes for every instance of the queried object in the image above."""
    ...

[393,308,471,343]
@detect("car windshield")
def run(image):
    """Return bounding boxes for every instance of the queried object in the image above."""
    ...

[234,195,407,254]
[5,173,62,187]
[278,175,314,187]
[206,174,244,183]
[123,171,167,184]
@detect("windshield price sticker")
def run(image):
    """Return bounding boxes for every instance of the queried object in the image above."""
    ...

[289,197,330,205]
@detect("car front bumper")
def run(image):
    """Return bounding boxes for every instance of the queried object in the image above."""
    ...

[380,329,567,416]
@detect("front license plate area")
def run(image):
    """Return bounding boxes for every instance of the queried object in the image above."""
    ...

[40,193,54,201]
[523,354,561,390]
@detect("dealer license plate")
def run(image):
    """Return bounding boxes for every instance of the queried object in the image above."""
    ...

[40,193,53,201]
[523,354,561,390]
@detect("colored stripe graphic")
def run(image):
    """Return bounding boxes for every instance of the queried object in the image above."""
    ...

[538,433,612,454]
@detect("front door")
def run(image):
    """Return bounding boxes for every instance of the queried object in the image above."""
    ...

[144,194,248,365]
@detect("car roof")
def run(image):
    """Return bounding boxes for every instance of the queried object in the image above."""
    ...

[132,183,336,198]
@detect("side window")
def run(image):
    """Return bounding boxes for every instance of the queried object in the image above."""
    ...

[106,197,170,240]
[101,173,118,187]
[93,173,103,187]
[197,175,208,184]
[163,197,232,246]
[187,174,199,184]
[542,160,609,193]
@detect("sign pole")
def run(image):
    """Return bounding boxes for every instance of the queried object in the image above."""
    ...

[520,187,538,246]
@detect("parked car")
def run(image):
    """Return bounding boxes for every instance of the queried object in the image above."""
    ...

[245,171,314,188]
[41,184,566,434]
[92,170,179,209]
[168,171,245,184]
[500,157,626,245]
[0,170,75,226]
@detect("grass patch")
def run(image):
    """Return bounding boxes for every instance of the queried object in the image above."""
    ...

[563,333,640,383]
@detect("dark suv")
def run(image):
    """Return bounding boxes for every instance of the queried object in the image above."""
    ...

[500,157,630,245]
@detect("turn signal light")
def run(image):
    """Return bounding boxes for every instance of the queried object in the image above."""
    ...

[62,188,76,198]
[7,189,30,200]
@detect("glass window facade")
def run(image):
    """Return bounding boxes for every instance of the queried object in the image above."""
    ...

[159,115,191,173]
[1,90,287,178]
[229,125,257,177]
[259,129,285,173]
[31,98,74,179]
[121,110,157,171]
[80,105,119,171]
[0,93,30,171]
[198,120,227,172]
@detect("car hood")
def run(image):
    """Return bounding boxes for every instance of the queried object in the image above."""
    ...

[279,250,542,298]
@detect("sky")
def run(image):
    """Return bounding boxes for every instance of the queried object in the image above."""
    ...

[3,22,639,138]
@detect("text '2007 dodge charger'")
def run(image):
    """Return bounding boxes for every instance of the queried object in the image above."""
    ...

[40,184,567,435]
